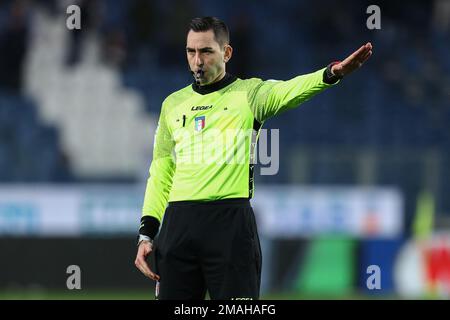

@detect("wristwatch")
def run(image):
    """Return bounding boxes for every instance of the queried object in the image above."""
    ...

[137,234,153,246]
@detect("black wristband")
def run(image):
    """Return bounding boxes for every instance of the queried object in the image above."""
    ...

[323,61,342,84]
[139,216,160,240]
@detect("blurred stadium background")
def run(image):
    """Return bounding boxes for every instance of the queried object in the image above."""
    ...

[1,0,450,300]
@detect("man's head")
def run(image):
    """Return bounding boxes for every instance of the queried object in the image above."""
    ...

[186,17,233,86]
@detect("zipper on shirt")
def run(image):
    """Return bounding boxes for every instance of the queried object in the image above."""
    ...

[182,115,186,127]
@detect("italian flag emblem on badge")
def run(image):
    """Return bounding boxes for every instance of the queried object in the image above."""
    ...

[194,116,205,131]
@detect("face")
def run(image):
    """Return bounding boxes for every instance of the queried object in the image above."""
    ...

[186,30,232,86]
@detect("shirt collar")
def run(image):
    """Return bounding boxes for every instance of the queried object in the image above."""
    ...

[192,73,237,95]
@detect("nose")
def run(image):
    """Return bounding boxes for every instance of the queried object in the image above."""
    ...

[194,52,204,69]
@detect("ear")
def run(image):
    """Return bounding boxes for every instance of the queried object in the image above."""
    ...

[223,45,233,63]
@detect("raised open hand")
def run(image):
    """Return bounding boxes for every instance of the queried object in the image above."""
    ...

[331,42,373,77]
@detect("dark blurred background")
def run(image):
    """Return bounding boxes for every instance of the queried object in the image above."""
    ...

[0,0,449,299]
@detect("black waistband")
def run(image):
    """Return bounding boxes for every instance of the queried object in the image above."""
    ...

[168,198,250,207]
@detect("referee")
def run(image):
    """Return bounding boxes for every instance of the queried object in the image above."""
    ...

[135,17,372,300]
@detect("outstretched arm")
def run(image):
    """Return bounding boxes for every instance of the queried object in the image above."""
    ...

[248,42,374,123]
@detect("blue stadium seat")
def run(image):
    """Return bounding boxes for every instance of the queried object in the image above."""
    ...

[0,91,72,182]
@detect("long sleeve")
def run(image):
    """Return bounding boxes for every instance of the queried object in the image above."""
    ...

[248,67,340,123]
[142,101,176,228]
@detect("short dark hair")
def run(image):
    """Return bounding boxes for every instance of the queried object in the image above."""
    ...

[188,17,230,47]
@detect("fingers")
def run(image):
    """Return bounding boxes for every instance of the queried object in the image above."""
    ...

[135,257,160,281]
[135,244,160,281]
[360,42,372,54]
[348,44,368,61]
[345,42,373,66]
[361,43,373,60]
[349,42,372,61]
[358,43,373,64]
[361,50,372,63]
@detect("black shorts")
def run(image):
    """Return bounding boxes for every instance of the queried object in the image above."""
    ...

[152,198,262,300]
